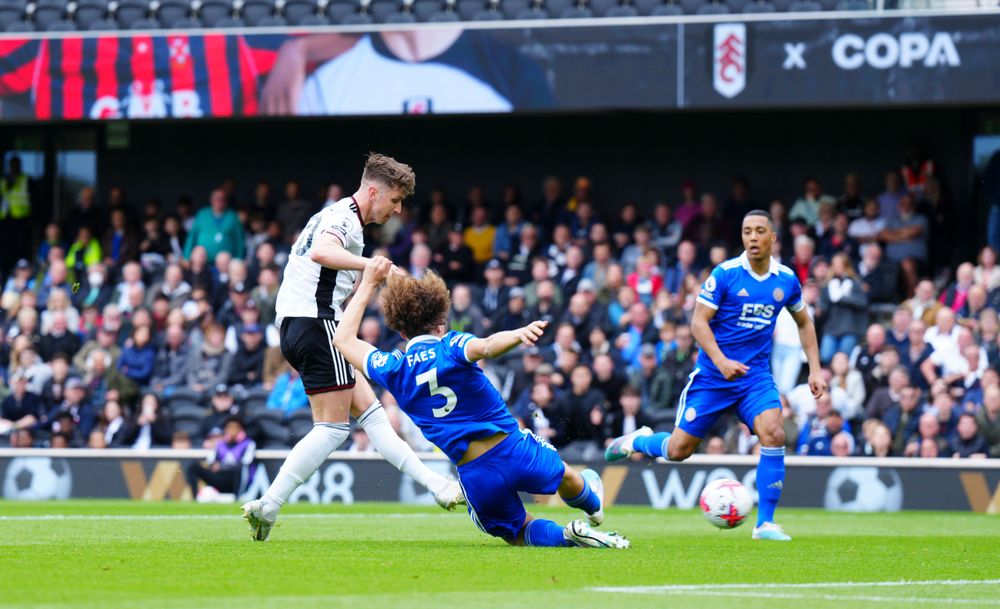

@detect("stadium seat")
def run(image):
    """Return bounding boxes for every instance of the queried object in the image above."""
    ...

[87,17,119,27]
[167,15,201,25]
[252,12,284,22]
[770,0,791,8]
[282,0,317,22]
[171,402,208,420]
[155,0,188,24]
[678,0,699,11]
[286,410,314,443]
[299,11,330,22]
[455,0,482,18]
[5,19,34,30]
[834,0,868,8]
[255,419,292,448]
[44,18,75,29]
[239,0,272,22]
[514,4,546,17]
[173,417,202,439]
[383,8,415,20]
[819,0,837,8]
[726,0,746,10]
[648,2,681,14]
[367,0,396,19]
[559,4,591,16]
[324,0,352,18]
[198,0,232,24]
[787,0,820,8]
[33,5,66,28]
[411,0,438,18]
[543,0,571,14]
[742,0,774,11]
[115,0,149,26]
[499,0,527,16]
[73,0,107,27]
[0,2,23,25]
[696,1,729,13]
[604,3,637,15]
[588,0,614,15]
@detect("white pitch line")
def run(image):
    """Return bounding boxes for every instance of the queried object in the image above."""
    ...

[0,513,438,522]
[590,579,1000,593]
[628,590,1000,606]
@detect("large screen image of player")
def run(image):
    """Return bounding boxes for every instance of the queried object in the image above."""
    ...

[0,14,998,121]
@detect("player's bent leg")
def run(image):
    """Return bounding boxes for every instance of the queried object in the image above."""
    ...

[243,389,352,541]
[556,465,603,526]
[665,428,701,462]
[751,407,791,541]
[349,375,463,510]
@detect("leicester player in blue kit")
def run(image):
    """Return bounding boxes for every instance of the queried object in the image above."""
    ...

[334,257,629,549]
[606,210,827,541]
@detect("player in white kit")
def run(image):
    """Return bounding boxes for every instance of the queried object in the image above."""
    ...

[242,153,463,540]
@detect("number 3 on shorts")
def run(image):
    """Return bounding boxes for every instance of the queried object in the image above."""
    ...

[415,369,457,418]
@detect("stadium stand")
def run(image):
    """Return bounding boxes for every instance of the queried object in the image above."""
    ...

[1,146,998,463]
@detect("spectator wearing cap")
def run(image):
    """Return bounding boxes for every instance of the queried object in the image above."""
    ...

[43,376,96,440]
[434,225,475,286]
[186,416,256,498]
[0,371,41,434]
[477,259,510,328]
[117,325,156,389]
[228,324,266,391]
[3,258,35,295]
[266,369,308,416]
[186,324,232,397]
[493,204,524,262]
[200,384,240,439]
[505,223,540,286]
[493,287,530,333]
[217,281,254,330]
[462,206,496,268]
[628,343,660,405]
[184,189,246,261]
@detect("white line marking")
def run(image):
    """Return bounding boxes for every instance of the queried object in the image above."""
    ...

[0,513,438,522]
[590,579,1000,593]
[625,590,1000,606]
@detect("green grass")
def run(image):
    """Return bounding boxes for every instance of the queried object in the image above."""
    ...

[2,501,1000,609]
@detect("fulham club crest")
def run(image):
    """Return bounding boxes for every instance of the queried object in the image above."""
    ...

[713,23,746,99]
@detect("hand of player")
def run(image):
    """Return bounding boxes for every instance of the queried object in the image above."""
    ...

[363,256,393,286]
[517,320,548,347]
[260,39,307,115]
[389,264,407,277]
[808,369,828,399]
[715,358,749,381]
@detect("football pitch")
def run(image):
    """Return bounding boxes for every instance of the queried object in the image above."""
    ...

[2,501,999,609]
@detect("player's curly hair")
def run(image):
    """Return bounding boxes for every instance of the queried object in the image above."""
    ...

[363,153,416,198]
[381,271,451,339]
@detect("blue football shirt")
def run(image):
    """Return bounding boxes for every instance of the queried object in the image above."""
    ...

[364,331,520,464]
[695,253,804,378]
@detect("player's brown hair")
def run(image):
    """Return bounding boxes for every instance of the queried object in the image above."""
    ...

[381,271,451,339]
[362,153,416,198]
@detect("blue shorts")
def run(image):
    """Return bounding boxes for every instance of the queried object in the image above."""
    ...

[675,367,781,438]
[457,429,565,542]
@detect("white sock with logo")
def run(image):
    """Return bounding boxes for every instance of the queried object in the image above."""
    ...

[358,401,449,495]
[261,422,350,520]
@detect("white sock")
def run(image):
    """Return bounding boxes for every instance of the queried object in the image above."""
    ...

[261,422,350,519]
[358,401,449,495]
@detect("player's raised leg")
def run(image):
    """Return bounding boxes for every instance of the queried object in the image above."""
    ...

[350,374,463,510]
[242,386,351,541]
[751,407,790,541]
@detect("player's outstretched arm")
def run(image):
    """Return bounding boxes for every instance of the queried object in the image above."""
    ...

[691,302,749,381]
[791,307,827,398]
[464,321,549,363]
[332,257,393,371]
[310,230,369,272]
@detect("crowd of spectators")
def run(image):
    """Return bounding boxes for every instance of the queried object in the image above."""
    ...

[1,157,997,462]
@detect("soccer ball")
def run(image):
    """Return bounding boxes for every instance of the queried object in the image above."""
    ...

[2,457,73,500]
[699,478,753,529]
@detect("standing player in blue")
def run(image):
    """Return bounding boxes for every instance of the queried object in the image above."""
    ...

[605,210,826,541]
[333,257,630,549]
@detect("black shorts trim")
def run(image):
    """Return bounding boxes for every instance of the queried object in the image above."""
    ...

[305,382,356,395]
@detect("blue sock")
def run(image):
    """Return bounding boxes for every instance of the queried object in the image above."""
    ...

[632,432,671,458]
[756,446,785,527]
[523,519,572,547]
[563,479,600,514]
